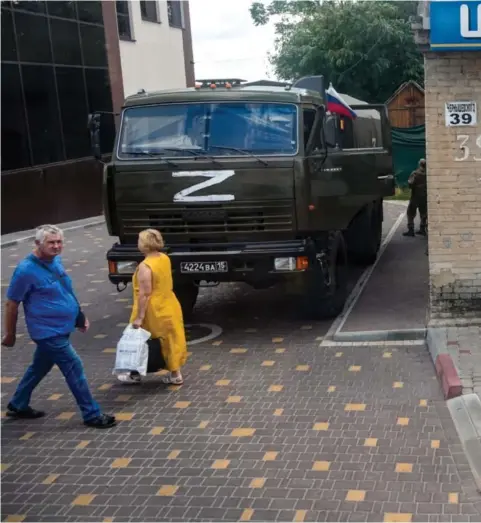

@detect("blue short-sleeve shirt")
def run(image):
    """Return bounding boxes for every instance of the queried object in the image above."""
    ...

[7,254,79,341]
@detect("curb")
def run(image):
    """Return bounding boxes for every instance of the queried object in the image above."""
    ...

[1,218,106,249]
[331,328,426,342]
[427,326,463,400]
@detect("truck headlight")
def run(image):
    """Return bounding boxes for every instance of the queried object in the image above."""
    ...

[274,257,296,271]
[116,261,138,274]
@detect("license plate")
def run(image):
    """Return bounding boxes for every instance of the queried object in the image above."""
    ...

[180,261,228,273]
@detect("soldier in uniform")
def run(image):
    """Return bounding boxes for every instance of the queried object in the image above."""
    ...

[403,158,427,237]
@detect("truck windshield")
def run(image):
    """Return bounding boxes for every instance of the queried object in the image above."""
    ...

[117,102,298,158]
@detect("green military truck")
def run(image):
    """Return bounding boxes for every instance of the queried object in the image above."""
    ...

[89,76,394,319]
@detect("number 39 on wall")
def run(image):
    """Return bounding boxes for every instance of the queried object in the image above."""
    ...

[455,134,481,162]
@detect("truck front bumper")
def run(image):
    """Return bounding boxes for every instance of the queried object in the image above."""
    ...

[106,240,315,286]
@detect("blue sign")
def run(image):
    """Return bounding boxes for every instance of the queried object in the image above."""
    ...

[430,1,481,51]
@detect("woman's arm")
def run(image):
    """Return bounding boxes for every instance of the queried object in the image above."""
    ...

[132,263,153,328]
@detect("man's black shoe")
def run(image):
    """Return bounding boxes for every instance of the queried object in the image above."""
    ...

[416,229,427,236]
[84,414,116,429]
[403,229,415,237]
[6,403,45,419]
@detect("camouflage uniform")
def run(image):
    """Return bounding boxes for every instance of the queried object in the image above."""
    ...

[403,159,427,237]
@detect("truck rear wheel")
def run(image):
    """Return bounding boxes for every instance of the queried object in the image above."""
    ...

[303,232,348,320]
[346,202,382,266]
[174,282,199,320]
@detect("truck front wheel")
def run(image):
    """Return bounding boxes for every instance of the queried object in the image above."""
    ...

[303,232,348,320]
[346,202,382,266]
[174,282,199,320]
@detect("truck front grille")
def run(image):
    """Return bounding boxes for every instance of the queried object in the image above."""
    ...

[118,200,295,242]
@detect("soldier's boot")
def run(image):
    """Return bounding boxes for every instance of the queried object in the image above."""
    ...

[403,226,415,237]
[416,226,427,236]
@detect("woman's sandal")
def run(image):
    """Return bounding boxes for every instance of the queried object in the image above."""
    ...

[161,373,184,385]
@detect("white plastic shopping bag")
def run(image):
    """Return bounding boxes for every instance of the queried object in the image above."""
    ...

[113,324,151,377]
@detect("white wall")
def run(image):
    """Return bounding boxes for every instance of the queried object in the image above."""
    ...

[119,1,186,98]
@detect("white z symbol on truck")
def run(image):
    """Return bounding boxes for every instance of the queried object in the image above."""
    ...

[172,170,235,202]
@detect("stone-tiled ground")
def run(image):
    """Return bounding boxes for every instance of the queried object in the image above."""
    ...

[2,204,480,522]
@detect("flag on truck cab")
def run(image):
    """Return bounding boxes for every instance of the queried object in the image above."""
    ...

[326,84,357,119]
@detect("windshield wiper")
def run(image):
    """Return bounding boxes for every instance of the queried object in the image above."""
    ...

[121,149,178,167]
[159,147,222,165]
[208,146,268,167]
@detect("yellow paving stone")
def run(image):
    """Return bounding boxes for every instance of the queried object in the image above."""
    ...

[76,441,90,449]
[48,394,63,401]
[19,432,35,441]
[211,459,230,469]
[383,352,392,358]
[263,452,278,461]
[230,348,247,354]
[72,494,96,506]
[296,365,310,371]
[349,365,362,372]
[312,461,330,471]
[216,379,231,386]
[294,510,307,522]
[262,360,275,367]
[345,403,366,412]
[245,328,257,333]
[327,386,336,392]
[115,395,132,402]
[4,516,25,522]
[155,369,169,376]
[395,463,413,473]
[115,412,135,421]
[313,422,329,431]
[212,340,223,346]
[384,513,412,523]
[198,421,209,429]
[80,303,91,307]
[364,438,378,447]
[301,325,312,330]
[335,352,343,357]
[56,412,75,420]
[0,377,17,384]
[273,409,284,416]
[346,490,366,502]
[157,485,179,496]
[231,428,255,437]
[393,382,404,389]
[272,337,284,343]
[200,365,212,371]
[98,383,112,391]
[250,478,266,488]
[268,385,283,392]
[397,417,410,426]
[116,298,129,302]
[103,348,116,353]
[168,384,183,391]
[42,474,59,485]
[1,464,11,472]
[174,401,190,409]
[448,493,459,504]
[431,440,440,449]
[94,334,107,339]
[150,427,165,435]
[168,450,181,459]
[117,322,128,327]
[241,509,254,521]
[275,348,286,354]
[419,399,428,407]
[103,518,114,522]
[226,396,242,403]
[111,458,131,468]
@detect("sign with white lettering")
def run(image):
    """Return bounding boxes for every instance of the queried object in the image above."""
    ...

[445,101,477,127]
[430,1,481,51]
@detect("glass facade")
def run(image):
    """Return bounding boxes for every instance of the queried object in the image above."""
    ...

[1,0,115,172]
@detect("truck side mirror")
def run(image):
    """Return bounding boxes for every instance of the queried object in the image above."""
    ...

[88,112,101,160]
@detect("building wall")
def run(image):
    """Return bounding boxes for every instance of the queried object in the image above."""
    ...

[118,0,186,97]
[424,52,481,317]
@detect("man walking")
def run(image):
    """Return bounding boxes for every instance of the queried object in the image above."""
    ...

[403,158,428,237]
[2,225,116,429]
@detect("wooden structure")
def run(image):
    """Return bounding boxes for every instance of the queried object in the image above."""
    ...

[386,81,425,128]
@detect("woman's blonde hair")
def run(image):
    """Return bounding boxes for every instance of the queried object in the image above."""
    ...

[138,229,164,252]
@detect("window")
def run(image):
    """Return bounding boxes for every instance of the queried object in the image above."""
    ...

[47,1,77,20]
[56,67,90,159]
[50,18,82,66]
[80,24,107,67]
[77,0,103,24]
[22,64,64,165]
[14,11,52,63]
[1,8,18,62]
[1,63,31,170]
[302,108,317,151]
[116,1,132,40]
[140,0,159,22]
[167,0,182,28]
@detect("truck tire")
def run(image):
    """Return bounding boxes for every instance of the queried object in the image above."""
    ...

[174,282,199,320]
[303,232,348,320]
[346,202,382,266]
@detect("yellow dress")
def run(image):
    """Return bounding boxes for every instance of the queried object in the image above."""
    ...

[129,254,187,371]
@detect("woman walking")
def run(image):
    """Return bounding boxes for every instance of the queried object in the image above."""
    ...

[118,229,187,384]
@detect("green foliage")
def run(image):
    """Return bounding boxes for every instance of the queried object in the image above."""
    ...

[249,0,424,103]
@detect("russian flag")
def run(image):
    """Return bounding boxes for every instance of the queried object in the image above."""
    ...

[326,83,357,119]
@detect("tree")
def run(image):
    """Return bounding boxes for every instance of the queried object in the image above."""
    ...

[249,1,423,103]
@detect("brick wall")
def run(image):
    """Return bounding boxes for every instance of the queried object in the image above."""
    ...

[424,52,481,318]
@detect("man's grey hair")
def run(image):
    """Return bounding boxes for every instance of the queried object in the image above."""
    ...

[35,224,64,244]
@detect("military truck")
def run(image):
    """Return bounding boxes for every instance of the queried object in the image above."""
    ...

[89,76,394,319]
